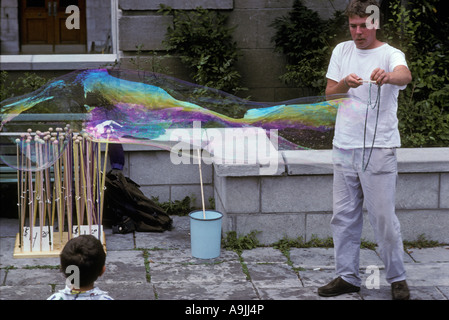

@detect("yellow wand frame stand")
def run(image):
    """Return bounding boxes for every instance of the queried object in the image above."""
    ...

[12,126,109,258]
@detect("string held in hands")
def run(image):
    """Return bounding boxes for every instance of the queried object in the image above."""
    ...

[362,80,381,171]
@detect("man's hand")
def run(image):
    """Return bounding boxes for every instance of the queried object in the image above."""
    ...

[370,68,388,85]
[344,73,363,88]
[325,73,363,96]
[370,65,412,86]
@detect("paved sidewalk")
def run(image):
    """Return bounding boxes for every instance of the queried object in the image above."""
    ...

[1,216,448,300]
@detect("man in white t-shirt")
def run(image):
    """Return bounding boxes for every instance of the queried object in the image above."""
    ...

[317,0,412,300]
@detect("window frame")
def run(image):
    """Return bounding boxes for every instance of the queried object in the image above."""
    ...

[0,0,120,70]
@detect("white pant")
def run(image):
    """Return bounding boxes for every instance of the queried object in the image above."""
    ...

[331,147,406,286]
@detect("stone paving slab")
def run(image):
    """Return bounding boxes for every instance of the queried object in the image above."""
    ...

[87,282,156,300]
[104,232,135,251]
[406,247,449,263]
[247,263,300,288]
[0,285,54,300]
[4,268,62,286]
[154,280,259,300]
[101,251,148,283]
[0,236,60,268]
[150,260,245,284]
[241,247,287,263]
[438,286,449,299]
[1,217,448,301]
[148,248,239,263]
[404,263,449,286]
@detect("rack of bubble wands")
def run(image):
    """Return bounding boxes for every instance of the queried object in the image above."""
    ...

[14,124,109,256]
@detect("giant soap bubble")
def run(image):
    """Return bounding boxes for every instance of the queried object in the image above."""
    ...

[0,68,364,172]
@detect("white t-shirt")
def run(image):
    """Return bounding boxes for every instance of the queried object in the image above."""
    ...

[326,40,408,148]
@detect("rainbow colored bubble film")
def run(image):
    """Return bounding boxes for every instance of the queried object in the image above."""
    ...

[0,68,364,171]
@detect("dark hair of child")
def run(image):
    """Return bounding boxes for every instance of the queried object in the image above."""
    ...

[60,235,106,288]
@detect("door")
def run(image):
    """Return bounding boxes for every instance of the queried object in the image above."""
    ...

[20,0,86,53]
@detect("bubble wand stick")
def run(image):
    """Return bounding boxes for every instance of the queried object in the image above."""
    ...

[73,137,81,232]
[197,148,206,220]
[99,130,110,229]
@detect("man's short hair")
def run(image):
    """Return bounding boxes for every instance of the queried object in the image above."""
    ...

[345,0,380,18]
[60,235,106,287]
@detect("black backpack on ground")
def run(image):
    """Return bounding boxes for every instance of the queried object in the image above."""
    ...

[104,169,173,234]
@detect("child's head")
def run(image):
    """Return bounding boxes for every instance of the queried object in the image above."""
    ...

[60,235,106,288]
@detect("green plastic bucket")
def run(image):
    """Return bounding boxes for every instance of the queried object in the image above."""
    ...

[189,210,223,259]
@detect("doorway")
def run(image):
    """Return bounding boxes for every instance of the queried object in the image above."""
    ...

[20,0,87,54]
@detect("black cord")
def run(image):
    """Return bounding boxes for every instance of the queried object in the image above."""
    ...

[362,82,381,171]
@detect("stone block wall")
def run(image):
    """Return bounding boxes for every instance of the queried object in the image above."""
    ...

[2,142,447,245]
[0,0,19,54]
[1,0,349,101]
[214,148,449,245]
[118,145,214,210]
[117,0,345,101]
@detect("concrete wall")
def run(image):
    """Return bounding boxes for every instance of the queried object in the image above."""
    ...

[1,141,446,244]
[213,148,449,245]
[1,0,349,101]
[0,0,19,54]
[110,145,448,245]
[119,145,214,210]
[117,0,348,101]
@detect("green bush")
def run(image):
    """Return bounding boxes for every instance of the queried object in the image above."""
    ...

[381,0,449,147]
[272,0,449,147]
[271,0,348,94]
[222,230,260,253]
[1,71,50,102]
[150,195,194,216]
[159,5,244,95]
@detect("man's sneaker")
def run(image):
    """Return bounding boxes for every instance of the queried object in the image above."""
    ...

[318,277,360,297]
[391,280,410,300]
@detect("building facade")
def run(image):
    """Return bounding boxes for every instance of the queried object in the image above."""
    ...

[1,0,351,101]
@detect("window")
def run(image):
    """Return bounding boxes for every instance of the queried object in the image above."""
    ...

[1,0,119,70]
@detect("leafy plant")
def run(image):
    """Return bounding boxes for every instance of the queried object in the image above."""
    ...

[272,0,449,147]
[381,0,449,147]
[403,233,447,249]
[271,0,348,94]
[222,230,261,254]
[1,71,50,102]
[150,195,195,216]
[273,235,377,250]
[159,5,245,94]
